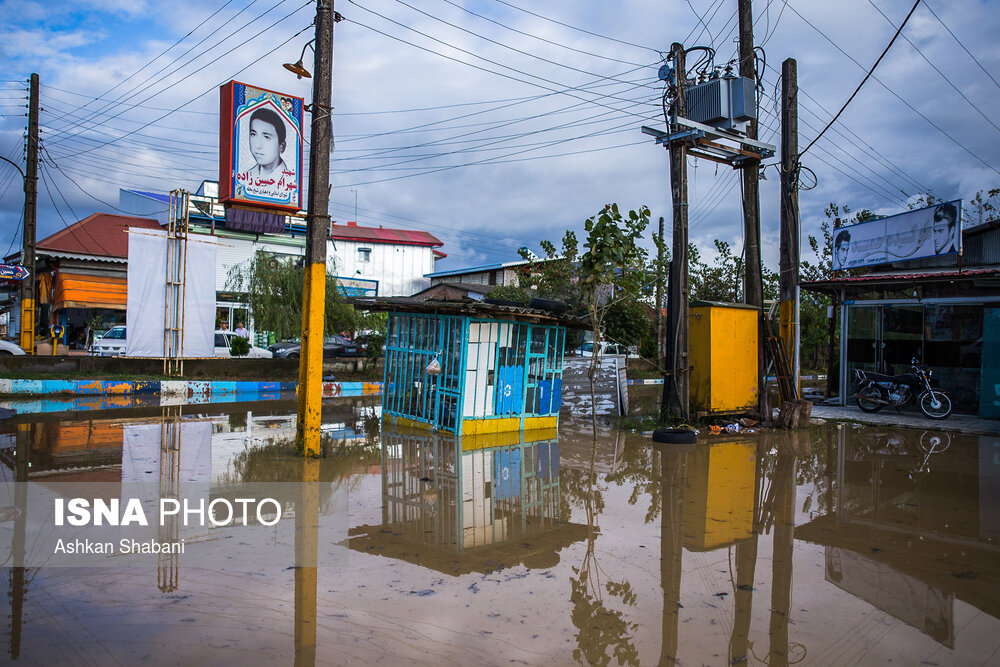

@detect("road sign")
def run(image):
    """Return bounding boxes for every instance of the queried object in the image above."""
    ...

[0,264,29,281]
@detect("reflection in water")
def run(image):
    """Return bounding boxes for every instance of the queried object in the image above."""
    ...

[352,426,585,573]
[0,408,999,663]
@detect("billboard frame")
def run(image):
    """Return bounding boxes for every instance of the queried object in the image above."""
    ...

[219,80,304,214]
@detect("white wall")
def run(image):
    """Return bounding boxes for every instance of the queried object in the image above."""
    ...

[210,233,305,292]
[329,239,435,297]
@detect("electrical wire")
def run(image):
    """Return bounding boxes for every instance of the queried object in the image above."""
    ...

[922,0,1000,92]
[785,0,1000,175]
[866,0,1000,136]
[494,0,662,54]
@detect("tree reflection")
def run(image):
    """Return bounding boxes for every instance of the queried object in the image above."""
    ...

[568,438,639,666]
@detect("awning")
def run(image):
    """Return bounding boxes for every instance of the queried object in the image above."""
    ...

[53,273,127,310]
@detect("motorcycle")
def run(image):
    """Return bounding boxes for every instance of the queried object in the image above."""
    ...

[854,358,953,420]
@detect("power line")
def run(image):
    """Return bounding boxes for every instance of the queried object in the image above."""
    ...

[53,20,313,160]
[922,0,1000,93]
[494,0,662,54]
[44,0,241,129]
[784,0,1000,175]
[867,0,1000,136]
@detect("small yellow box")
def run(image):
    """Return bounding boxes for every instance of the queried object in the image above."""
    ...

[689,301,758,414]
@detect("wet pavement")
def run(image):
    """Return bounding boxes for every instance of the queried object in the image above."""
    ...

[0,400,999,665]
[812,403,1000,436]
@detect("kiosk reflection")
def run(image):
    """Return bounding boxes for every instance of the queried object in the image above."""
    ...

[350,426,586,574]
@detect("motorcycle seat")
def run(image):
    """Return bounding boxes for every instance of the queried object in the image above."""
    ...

[860,371,916,384]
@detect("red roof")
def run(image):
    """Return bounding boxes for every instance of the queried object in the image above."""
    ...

[330,221,442,247]
[37,213,161,259]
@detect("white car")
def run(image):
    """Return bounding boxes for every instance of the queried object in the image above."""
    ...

[90,325,127,357]
[576,341,630,357]
[214,331,272,358]
[0,339,26,355]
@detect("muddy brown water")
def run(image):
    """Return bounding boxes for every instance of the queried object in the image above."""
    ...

[0,401,998,665]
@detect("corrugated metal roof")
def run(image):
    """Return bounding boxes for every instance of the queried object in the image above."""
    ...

[330,222,442,247]
[28,213,161,260]
[802,267,1000,290]
[349,297,588,328]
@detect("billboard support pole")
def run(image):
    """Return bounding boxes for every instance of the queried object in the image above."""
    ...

[296,0,335,456]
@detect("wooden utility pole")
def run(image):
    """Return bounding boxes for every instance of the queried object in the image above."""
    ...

[662,43,690,421]
[296,0,335,455]
[738,0,765,414]
[19,73,38,354]
[655,216,665,360]
[779,58,800,390]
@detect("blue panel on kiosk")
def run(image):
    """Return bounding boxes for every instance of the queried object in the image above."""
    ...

[495,365,523,415]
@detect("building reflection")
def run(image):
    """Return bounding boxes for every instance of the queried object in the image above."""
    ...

[797,426,1000,650]
[350,426,587,574]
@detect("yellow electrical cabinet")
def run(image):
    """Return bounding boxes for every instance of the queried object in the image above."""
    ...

[688,301,758,414]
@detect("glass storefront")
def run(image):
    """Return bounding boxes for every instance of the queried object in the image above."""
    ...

[847,304,997,414]
[846,302,986,414]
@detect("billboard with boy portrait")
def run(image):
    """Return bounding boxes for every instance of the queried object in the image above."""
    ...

[219,81,304,212]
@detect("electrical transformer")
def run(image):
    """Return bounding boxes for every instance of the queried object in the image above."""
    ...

[684,75,755,131]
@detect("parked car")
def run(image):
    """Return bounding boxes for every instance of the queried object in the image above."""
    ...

[214,331,272,358]
[89,325,127,357]
[0,339,26,355]
[575,341,630,357]
[274,334,363,359]
[268,339,300,355]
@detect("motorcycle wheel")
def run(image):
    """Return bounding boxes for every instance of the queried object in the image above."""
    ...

[918,390,952,420]
[919,431,951,453]
[856,385,885,413]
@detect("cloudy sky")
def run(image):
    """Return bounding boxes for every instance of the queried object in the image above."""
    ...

[1,0,998,274]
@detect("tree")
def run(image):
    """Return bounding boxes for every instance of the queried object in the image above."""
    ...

[226,251,356,341]
[527,204,651,431]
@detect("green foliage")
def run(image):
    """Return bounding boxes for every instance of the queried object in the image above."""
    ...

[484,284,530,305]
[226,251,356,341]
[229,335,250,357]
[603,300,650,349]
[968,187,1000,226]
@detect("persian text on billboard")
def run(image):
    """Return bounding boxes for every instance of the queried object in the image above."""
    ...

[831,200,962,271]
[220,81,303,212]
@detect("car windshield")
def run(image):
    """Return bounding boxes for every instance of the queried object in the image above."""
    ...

[103,327,126,340]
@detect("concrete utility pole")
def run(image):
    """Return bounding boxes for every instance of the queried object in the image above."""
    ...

[296,0,335,455]
[662,43,690,421]
[19,73,39,354]
[738,0,765,413]
[779,58,800,391]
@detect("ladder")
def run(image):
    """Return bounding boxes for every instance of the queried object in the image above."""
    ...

[763,311,798,404]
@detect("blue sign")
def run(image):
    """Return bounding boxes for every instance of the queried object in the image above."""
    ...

[0,264,29,281]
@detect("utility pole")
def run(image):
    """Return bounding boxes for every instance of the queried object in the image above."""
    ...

[738,0,765,414]
[655,216,665,360]
[662,43,689,421]
[779,58,800,391]
[296,0,335,455]
[19,73,39,354]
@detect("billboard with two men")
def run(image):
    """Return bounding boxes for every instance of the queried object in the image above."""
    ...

[831,200,962,271]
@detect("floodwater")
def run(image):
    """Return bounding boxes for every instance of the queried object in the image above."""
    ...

[1,400,999,665]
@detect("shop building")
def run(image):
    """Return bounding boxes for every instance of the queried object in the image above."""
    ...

[803,219,1000,418]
